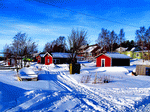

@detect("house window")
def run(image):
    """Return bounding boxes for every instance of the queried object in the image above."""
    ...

[53,59,56,64]
[48,59,49,63]
[144,53,147,56]
[101,59,105,67]
[136,53,139,57]
[53,59,60,64]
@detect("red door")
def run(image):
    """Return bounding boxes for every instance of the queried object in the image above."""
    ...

[45,54,53,65]
[96,54,111,67]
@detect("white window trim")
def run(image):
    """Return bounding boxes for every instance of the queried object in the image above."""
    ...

[101,59,105,67]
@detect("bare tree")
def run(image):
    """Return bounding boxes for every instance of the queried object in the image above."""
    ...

[3,44,12,58]
[118,29,125,53]
[145,27,150,61]
[109,30,118,52]
[118,29,125,45]
[3,44,12,65]
[68,29,88,63]
[135,26,146,61]
[44,36,67,53]
[3,32,38,68]
[97,28,109,52]
[56,36,67,52]
[43,42,52,52]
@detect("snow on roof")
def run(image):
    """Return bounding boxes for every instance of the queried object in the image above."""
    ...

[39,52,51,57]
[105,53,131,59]
[32,52,41,57]
[84,46,97,53]
[52,52,70,58]
[130,47,135,51]
[39,54,45,57]
[135,50,149,53]
[79,45,88,49]
[116,47,128,52]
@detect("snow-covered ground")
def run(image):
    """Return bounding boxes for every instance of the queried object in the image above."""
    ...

[0,59,150,111]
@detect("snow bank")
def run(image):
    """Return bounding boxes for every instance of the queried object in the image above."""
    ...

[95,67,129,73]
[131,59,150,65]
[1,60,150,111]
[19,67,36,75]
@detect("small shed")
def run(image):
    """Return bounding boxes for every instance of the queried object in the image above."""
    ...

[136,65,150,76]
[51,52,72,64]
[36,52,53,65]
[96,53,131,67]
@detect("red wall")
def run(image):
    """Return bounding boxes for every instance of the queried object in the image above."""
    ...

[8,61,10,66]
[37,56,41,63]
[96,54,111,67]
[45,54,53,65]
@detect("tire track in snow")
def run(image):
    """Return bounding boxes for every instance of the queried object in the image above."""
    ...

[55,71,125,111]
[6,69,131,111]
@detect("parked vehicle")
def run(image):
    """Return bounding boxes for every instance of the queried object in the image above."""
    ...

[18,67,38,81]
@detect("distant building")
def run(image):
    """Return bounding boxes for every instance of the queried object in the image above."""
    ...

[116,46,150,59]
[96,53,131,67]
[36,52,53,65]
[51,52,72,64]
[77,44,102,61]
[36,52,77,64]
[115,47,128,52]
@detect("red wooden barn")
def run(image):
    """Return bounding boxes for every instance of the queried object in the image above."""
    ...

[36,52,53,65]
[96,53,131,67]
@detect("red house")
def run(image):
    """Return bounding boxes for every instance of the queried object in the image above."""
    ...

[36,52,53,65]
[96,53,131,67]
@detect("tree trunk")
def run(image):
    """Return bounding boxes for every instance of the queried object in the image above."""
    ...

[148,38,150,62]
[142,41,144,62]
[111,44,113,53]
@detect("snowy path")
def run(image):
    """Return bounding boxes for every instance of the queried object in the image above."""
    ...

[6,70,133,112]
[1,62,150,111]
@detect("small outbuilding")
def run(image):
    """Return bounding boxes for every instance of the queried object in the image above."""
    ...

[96,53,131,67]
[51,52,73,64]
[36,52,53,65]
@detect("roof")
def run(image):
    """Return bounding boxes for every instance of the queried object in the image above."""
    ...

[96,52,131,59]
[116,47,128,52]
[135,50,149,53]
[39,52,52,57]
[51,52,71,58]
[83,46,97,53]
[32,52,41,57]
[79,45,88,49]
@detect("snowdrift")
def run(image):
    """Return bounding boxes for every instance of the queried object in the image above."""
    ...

[19,67,38,80]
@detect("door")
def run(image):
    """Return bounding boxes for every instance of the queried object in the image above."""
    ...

[101,59,105,67]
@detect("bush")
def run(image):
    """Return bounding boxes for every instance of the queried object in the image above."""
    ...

[93,73,113,84]
[81,75,91,83]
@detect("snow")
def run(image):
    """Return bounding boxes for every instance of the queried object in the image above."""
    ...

[52,52,70,58]
[19,67,38,79]
[79,45,88,49]
[19,67,36,75]
[83,46,97,53]
[130,59,150,65]
[39,52,51,57]
[105,52,131,59]
[0,59,150,111]
[116,47,128,52]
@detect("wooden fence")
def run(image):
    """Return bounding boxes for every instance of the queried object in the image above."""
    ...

[136,65,150,75]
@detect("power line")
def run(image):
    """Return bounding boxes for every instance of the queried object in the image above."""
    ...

[33,0,139,28]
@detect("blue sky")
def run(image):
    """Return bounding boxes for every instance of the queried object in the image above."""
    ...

[0,0,150,53]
